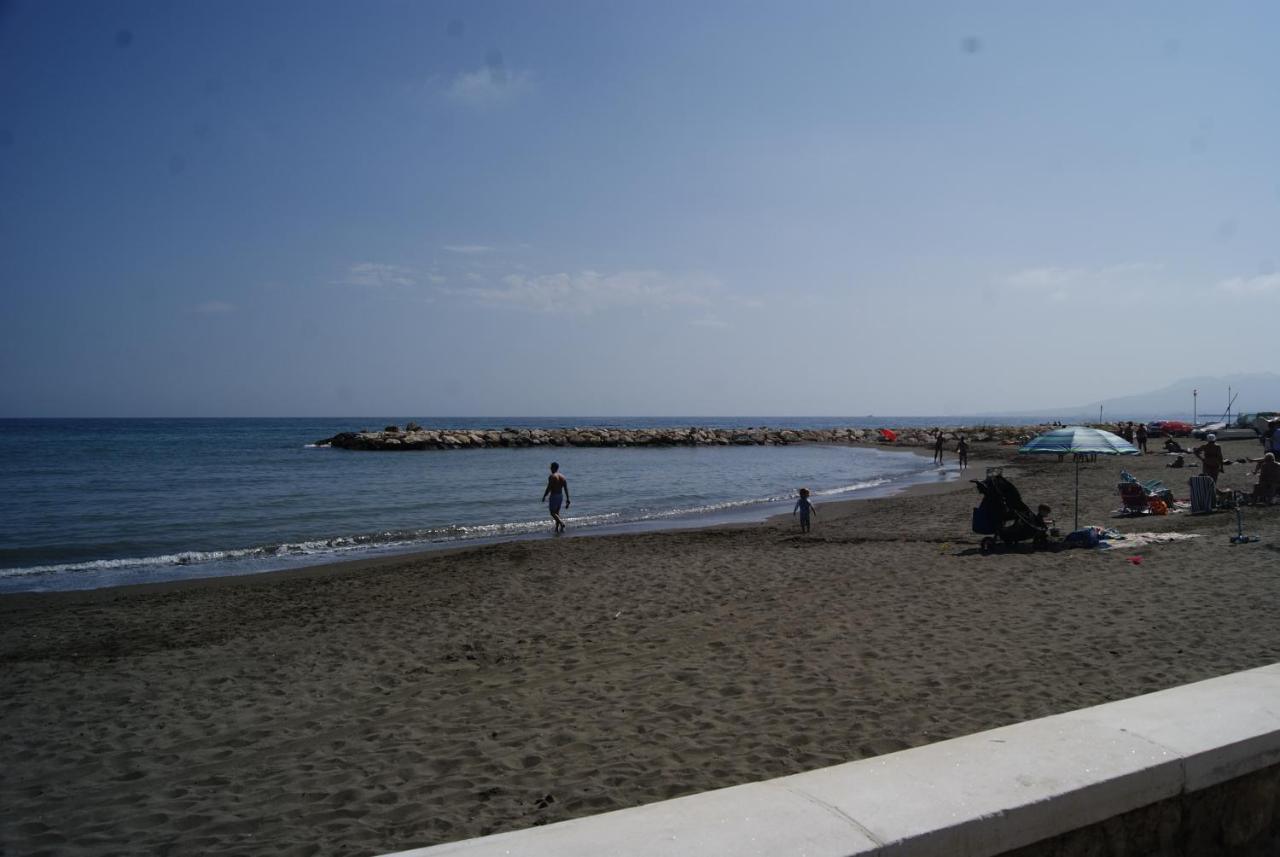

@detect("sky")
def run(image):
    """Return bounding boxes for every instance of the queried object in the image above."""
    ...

[1,1,1277,417]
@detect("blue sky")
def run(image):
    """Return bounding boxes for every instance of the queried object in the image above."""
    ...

[2,1,1277,416]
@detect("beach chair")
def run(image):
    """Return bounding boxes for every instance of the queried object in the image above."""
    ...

[1119,470,1172,501]
[1188,474,1216,515]
[1118,482,1151,515]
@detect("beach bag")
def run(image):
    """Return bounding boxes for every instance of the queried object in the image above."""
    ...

[1064,527,1101,548]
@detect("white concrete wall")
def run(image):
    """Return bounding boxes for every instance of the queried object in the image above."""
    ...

[382,663,1280,857]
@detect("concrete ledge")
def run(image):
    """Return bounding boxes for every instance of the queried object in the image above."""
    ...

[384,663,1280,857]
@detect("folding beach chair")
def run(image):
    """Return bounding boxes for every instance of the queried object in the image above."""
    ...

[1188,474,1216,515]
[1119,470,1173,502]
[1118,482,1151,515]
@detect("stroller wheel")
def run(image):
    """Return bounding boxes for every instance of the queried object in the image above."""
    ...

[980,537,995,554]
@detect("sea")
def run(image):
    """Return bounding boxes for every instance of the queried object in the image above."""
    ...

[0,417,1024,593]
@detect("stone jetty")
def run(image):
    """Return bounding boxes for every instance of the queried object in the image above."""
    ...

[313,423,1052,451]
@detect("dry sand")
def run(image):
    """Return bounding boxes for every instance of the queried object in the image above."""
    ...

[2,439,1279,856]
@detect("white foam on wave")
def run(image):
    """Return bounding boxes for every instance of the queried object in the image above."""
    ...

[0,473,916,583]
[813,477,891,497]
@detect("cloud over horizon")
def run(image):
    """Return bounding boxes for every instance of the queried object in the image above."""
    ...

[1215,272,1280,296]
[445,52,532,106]
[1003,263,1165,303]
[339,263,417,288]
[439,269,723,314]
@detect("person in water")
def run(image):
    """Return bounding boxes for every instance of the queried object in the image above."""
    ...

[956,435,969,471]
[933,431,945,466]
[542,461,570,533]
[793,487,816,533]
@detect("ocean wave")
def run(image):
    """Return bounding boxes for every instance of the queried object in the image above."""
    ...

[0,473,915,582]
[813,477,891,497]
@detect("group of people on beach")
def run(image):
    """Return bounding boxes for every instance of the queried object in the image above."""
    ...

[538,460,822,535]
[933,432,969,470]
[1117,421,1149,453]
[1162,431,1280,505]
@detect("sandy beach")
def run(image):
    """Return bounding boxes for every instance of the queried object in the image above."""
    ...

[3,438,1279,856]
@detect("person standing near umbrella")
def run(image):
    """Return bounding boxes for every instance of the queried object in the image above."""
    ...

[1194,434,1225,482]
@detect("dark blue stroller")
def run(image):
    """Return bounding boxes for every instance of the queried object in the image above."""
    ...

[972,471,1047,553]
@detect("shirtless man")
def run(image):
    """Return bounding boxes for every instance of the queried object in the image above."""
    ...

[542,461,570,533]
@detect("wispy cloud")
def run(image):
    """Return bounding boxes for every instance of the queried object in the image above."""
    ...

[440,270,722,314]
[1215,273,1280,296]
[1003,263,1164,303]
[442,244,496,255]
[339,263,417,288]
[690,317,730,328]
[193,300,235,314]
[445,53,532,106]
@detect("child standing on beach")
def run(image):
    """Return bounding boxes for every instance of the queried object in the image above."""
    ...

[794,488,816,533]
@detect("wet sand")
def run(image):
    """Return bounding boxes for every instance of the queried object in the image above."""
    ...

[3,438,1278,856]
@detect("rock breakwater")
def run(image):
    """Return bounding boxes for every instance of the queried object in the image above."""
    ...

[313,425,1050,451]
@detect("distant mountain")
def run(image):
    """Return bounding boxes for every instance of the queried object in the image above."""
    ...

[986,373,1280,421]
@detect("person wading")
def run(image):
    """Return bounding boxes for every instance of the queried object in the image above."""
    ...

[542,461,571,533]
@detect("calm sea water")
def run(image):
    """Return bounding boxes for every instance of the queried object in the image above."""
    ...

[0,418,1006,593]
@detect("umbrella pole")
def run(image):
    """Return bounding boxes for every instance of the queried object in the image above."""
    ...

[1074,455,1080,531]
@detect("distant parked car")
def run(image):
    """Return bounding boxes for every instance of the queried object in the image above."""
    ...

[1243,412,1279,435]
[1146,420,1193,437]
[1191,420,1258,440]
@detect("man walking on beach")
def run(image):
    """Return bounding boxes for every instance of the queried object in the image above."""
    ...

[542,462,570,533]
[933,431,945,466]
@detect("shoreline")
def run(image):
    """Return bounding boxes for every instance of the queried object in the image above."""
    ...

[0,445,967,598]
[0,447,980,603]
[5,438,1274,856]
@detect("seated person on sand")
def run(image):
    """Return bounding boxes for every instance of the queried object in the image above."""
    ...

[1252,453,1280,504]
[1163,438,1187,454]
[1034,504,1056,542]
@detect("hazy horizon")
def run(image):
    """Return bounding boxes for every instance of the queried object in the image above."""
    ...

[3,2,1277,417]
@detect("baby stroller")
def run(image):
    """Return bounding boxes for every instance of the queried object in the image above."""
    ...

[971,471,1047,553]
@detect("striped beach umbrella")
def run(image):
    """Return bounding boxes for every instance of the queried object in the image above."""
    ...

[1019,426,1140,530]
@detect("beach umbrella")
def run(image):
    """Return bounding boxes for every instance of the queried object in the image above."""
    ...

[1019,426,1139,530]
